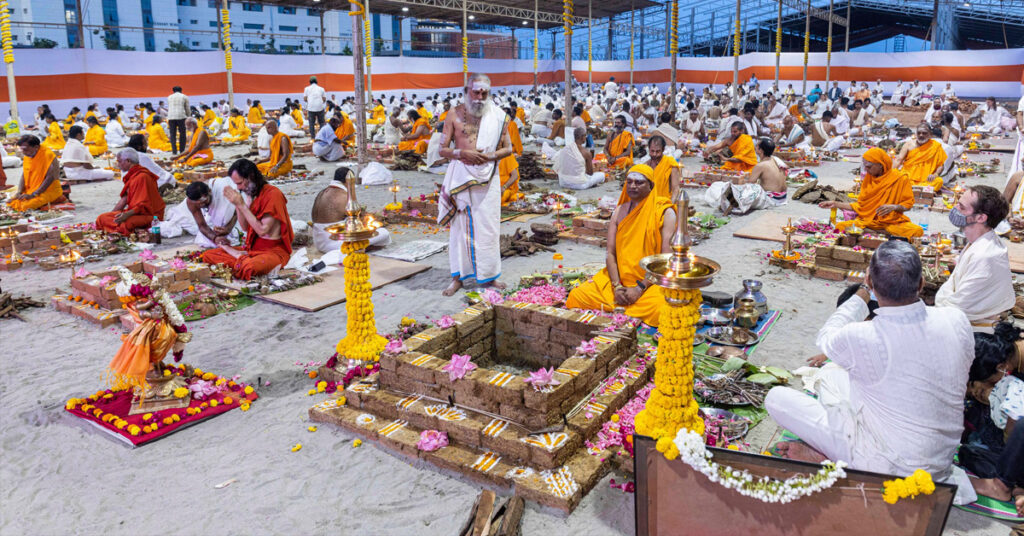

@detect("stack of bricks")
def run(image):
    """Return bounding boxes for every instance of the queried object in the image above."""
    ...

[312,301,645,512]
[769,232,885,283]
[912,185,936,205]
[182,164,227,183]
[557,213,608,248]
[0,225,87,269]
[689,169,744,187]
[386,197,440,224]
[293,142,313,155]
[51,260,213,328]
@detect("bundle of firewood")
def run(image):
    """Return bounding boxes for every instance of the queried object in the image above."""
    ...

[389,150,424,171]
[517,152,549,181]
[458,491,524,536]
[499,225,559,257]
[0,286,43,321]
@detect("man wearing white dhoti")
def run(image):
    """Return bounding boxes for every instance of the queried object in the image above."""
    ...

[936,186,1014,333]
[61,126,115,182]
[310,168,390,253]
[764,95,788,127]
[437,74,514,296]
[704,138,788,215]
[278,107,305,138]
[312,117,345,162]
[765,240,978,506]
[1,143,21,168]
[776,115,811,152]
[160,177,244,248]
[256,124,271,159]
[554,127,605,190]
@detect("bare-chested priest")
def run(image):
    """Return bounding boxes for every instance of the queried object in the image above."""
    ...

[311,167,391,254]
[437,73,514,296]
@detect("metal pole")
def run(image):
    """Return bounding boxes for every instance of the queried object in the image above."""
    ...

[845,0,851,52]
[588,0,592,91]
[826,0,833,89]
[319,10,325,54]
[709,11,715,56]
[802,0,810,95]
[733,0,740,90]
[462,0,468,87]
[365,0,373,103]
[689,7,694,56]
[670,0,678,111]
[629,0,634,89]
[775,0,781,90]
[74,0,84,48]
[534,0,538,90]
[564,0,572,121]
[222,0,234,109]
[351,1,368,173]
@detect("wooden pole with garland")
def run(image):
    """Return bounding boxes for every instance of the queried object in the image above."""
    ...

[0,0,18,127]
[222,0,233,109]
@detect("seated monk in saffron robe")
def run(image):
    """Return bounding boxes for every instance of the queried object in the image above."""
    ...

[197,106,217,132]
[256,120,293,179]
[604,115,634,169]
[335,112,356,148]
[895,122,947,192]
[96,149,166,234]
[146,116,172,152]
[222,109,252,142]
[398,110,431,154]
[175,118,214,167]
[41,115,65,151]
[84,117,108,157]
[501,110,524,205]
[616,134,680,204]
[565,164,676,327]
[367,101,386,126]
[820,147,923,238]
[7,135,63,212]
[247,101,266,125]
[201,159,294,280]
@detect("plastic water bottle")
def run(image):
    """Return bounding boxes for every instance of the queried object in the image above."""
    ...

[150,216,161,244]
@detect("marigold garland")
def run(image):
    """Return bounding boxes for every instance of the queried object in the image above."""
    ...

[633,287,704,460]
[335,240,387,362]
[882,469,935,504]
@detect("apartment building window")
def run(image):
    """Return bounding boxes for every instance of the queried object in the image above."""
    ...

[140,0,156,51]
[277,7,296,14]
[279,25,297,32]
[177,0,197,5]
[211,42,219,48]
[102,0,120,47]
[243,23,263,30]
[190,19,198,24]
[63,0,79,48]
[207,0,219,6]
[242,2,262,11]
[209,20,218,27]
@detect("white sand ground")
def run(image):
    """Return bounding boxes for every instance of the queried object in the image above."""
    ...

[0,130,1017,535]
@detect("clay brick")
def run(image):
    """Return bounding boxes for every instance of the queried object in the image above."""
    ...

[377,421,421,459]
[815,265,847,281]
[65,230,85,241]
[815,257,849,270]
[360,390,401,421]
[444,412,487,448]
[564,448,610,492]
[143,260,170,273]
[395,352,443,384]
[832,246,868,264]
[456,392,500,415]
[513,468,580,513]
[480,422,530,463]
[526,431,582,469]
[167,279,192,293]
[858,236,884,250]
[514,319,549,340]
[815,246,834,259]
[453,312,486,339]
[380,354,400,372]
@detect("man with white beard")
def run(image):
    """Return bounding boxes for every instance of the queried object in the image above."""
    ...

[437,73,514,296]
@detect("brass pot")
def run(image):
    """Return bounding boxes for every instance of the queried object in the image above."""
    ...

[733,298,760,330]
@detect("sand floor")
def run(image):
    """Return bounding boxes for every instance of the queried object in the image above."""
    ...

[0,130,1018,535]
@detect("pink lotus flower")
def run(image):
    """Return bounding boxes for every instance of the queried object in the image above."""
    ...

[442,354,476,381]
[435,315,455,329]
[138,249,157,261]
[576,340,599,357]
[384,338,407,355]
[74,267,91,278]
[481,288,504,305]
[189,380,220,399]
[524,367,560,391]
[416,429,448,452]
[169,258,188,270]
[100,275,115,286]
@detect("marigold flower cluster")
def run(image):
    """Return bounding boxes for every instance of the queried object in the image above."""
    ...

[633,287,705,460]
[882,469,935,504]
[335,240,387,362]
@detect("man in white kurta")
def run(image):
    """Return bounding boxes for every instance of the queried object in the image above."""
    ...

[105,117,128,148]
[971,98,1012,134]
[765,240,977,505]
[437,75,513,296]
[554,127,605,190]
[160,176,243,247]
[935,186,1014,333]
[61,127,115,182]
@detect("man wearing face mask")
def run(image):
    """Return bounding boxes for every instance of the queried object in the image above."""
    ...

[935,185,1014,334]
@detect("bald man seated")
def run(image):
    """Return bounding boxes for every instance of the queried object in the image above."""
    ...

[311,167,391,254]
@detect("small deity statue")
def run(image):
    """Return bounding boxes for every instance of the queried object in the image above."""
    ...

[107,267,193,413]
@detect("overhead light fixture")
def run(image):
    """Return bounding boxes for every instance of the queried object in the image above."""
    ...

[522,20,528,25]
[468,15,475,20]
[963,1,970,5]
[402,6,409,11]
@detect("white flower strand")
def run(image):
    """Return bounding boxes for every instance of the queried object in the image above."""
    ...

[673,429,848,504]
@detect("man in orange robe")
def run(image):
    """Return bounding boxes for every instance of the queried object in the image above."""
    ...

[604,115,634,169]
[174,118,214,167]
[707,122,758,172]
[8,135,64,212]
[566,164,676,327]
[399,109,431,154]
[616,134,680,204]
[256,120,293,179]
[96,148,166,234]
[895,123,946,192]
[201,159,294,280]
[500,110,523,206]
[820,147,923,238]
[335,112,356,147]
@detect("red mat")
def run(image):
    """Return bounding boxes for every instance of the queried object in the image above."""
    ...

[65,365,258,447]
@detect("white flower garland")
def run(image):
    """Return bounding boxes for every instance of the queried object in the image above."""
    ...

[673,429,848,504]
